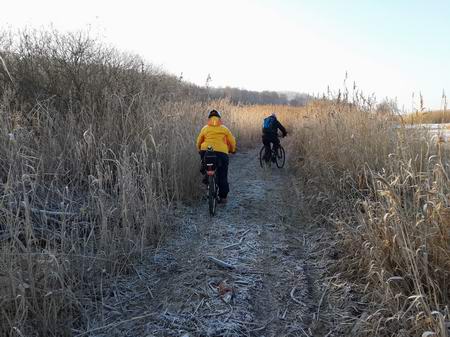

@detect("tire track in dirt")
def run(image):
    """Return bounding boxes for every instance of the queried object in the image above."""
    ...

[84,148,323,337]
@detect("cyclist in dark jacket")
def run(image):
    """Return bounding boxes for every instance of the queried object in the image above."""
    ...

[262,113,287,162]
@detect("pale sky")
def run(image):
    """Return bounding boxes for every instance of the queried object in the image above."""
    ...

[1,0,449,110]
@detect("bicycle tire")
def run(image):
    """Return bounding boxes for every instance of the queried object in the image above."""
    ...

[275,145,286,168]
[259,145,270,168]
[208,174,217,216]
[259,146,265,168]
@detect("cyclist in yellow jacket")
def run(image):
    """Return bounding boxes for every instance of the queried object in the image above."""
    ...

[196,109,236,203]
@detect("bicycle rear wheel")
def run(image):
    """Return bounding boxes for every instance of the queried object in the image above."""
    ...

[208,175,217,216]
[275,145,285,168]
[259,145,270,168]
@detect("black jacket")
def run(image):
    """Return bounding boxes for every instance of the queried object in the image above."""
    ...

[262,118,287,137]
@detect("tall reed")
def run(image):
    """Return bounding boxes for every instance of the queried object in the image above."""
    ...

[0,28,239,336]
[289,98,450,336]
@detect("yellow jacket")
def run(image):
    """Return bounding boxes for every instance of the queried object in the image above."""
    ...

[196,116,236,154]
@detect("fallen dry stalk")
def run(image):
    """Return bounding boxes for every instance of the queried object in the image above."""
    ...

[74,311,157,337]
[207,256,235,270]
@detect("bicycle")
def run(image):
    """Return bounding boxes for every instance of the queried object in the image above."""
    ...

[203,147,219,216]
[259,139,286,169]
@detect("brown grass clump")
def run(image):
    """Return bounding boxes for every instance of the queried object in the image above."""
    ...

[290,97,450,336]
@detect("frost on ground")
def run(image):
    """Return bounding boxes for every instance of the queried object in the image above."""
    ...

[78,149,333,337]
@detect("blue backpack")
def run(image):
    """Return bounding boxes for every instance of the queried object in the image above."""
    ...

[263,116,275,130]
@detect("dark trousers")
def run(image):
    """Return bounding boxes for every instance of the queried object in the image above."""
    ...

[262,134,280,161]
[199,151,230,199]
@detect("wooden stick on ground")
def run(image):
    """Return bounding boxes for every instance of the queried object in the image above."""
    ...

[74,312,156,337]
[9,202,78,217]
[290,286,303,305]
[207,256,235,270]
[222,237,245,250]
[222,229,251,250]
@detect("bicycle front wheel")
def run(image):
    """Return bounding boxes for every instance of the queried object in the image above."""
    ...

[208,175,217,216]
[275,145,285,168]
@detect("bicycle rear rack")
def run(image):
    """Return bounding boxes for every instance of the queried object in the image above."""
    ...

[204,147,217,176]
[206,163,215,176]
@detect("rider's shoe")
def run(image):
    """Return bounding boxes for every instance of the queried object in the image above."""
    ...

[218,197,227,204]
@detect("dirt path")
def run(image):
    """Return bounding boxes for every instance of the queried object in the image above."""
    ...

[83,149,328,337]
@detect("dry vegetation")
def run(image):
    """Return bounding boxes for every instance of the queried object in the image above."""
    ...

[402,110,450,124]
[289,98,450,336]
[0,29,246,336]
[1,27,448,337]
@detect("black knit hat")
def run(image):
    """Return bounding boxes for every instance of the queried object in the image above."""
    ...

[208,109,221,118]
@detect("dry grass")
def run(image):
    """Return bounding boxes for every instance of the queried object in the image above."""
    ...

[3,26,448,337]
[289,98,450,336]
[0,29,250,336]
[402,110,450,124]
[0,97,213,336]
